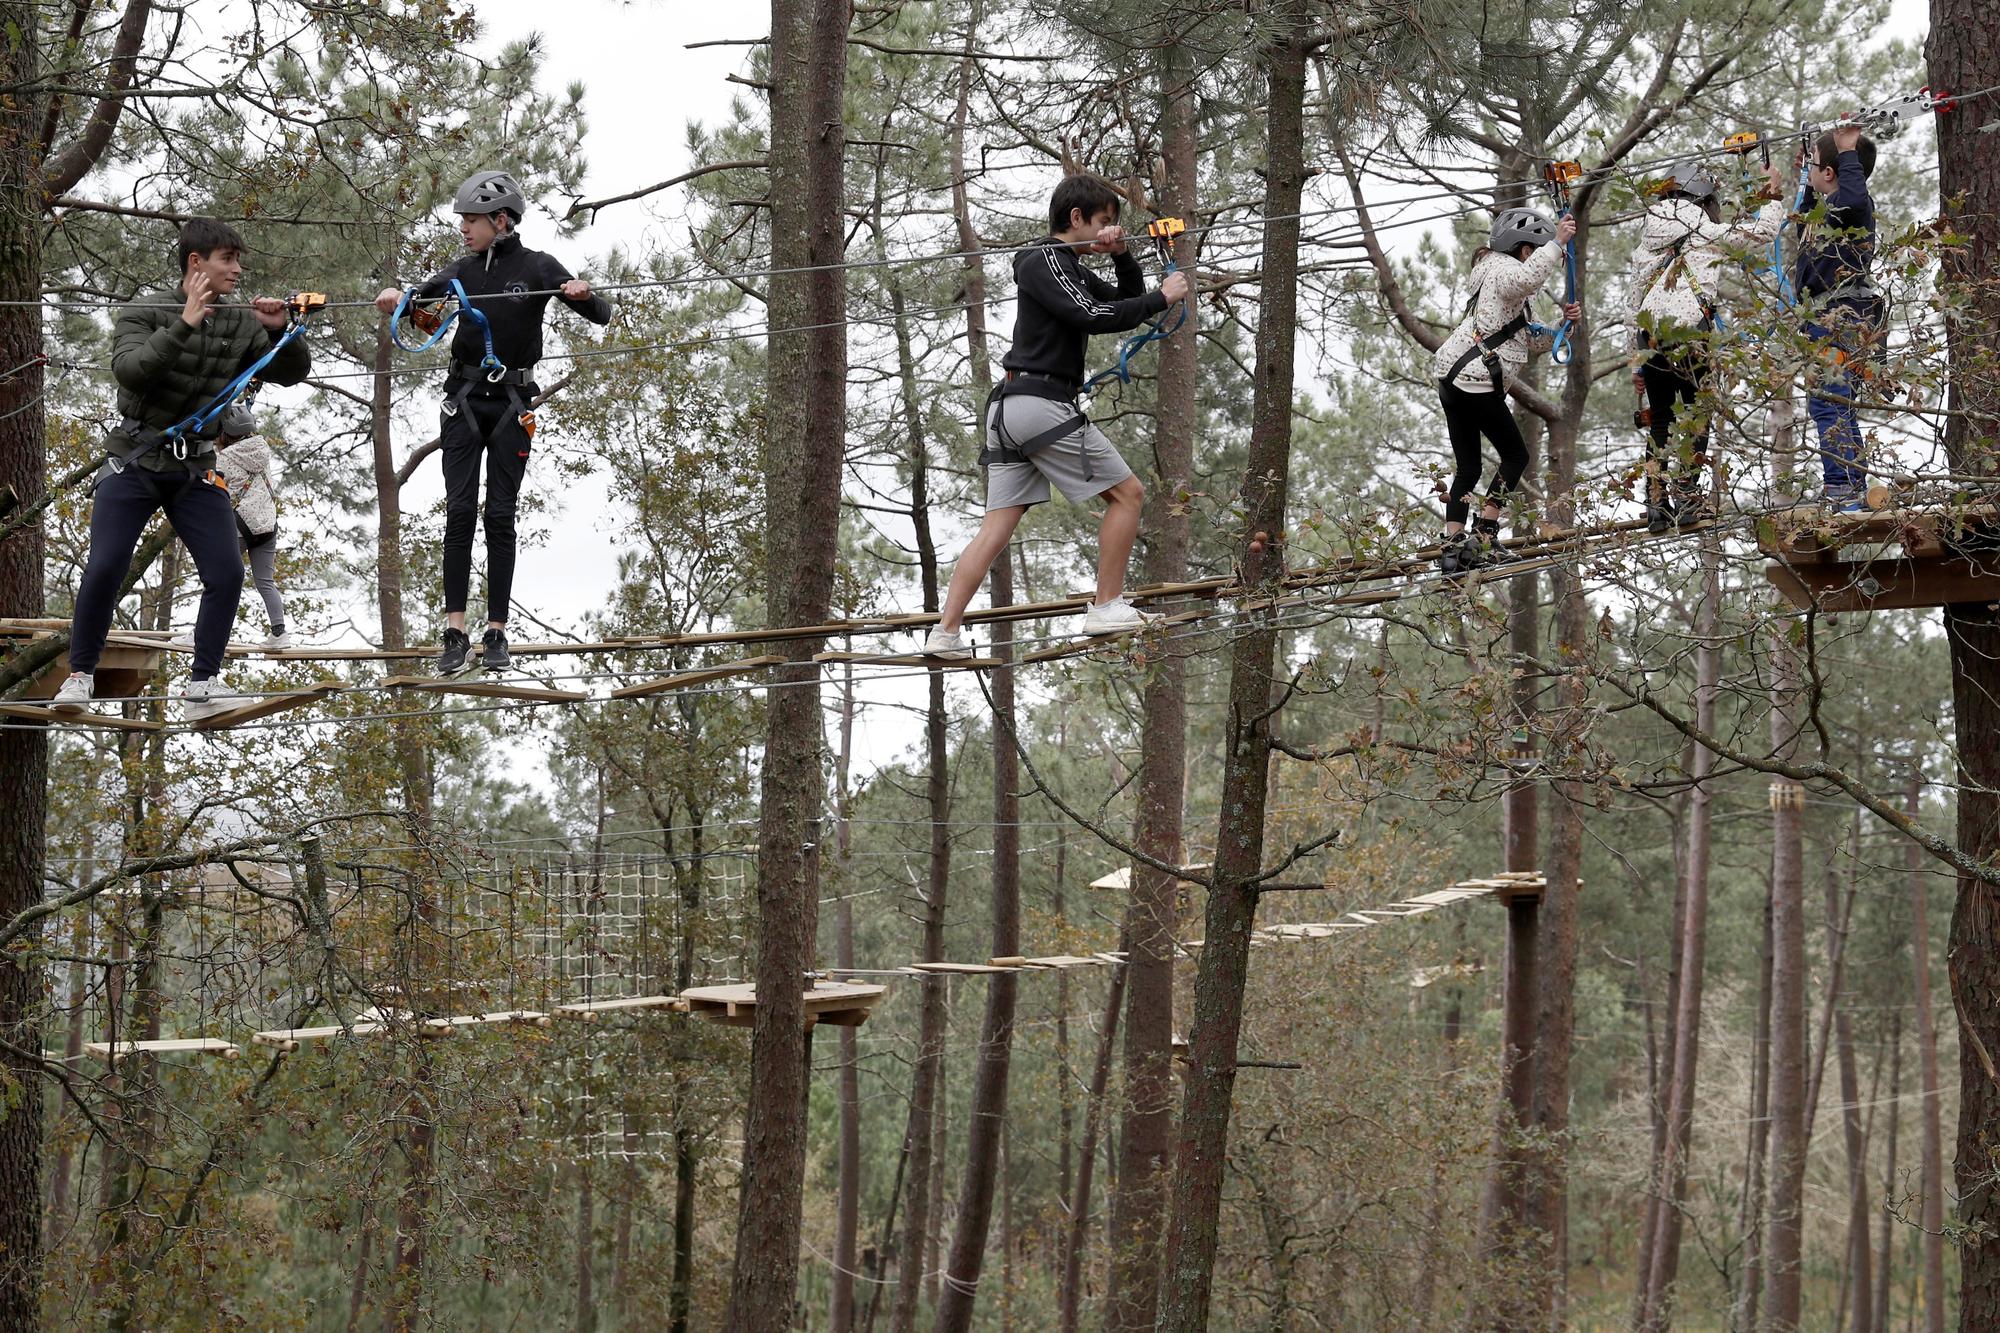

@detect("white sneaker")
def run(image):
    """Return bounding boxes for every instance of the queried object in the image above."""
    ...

[1081,597,1161,636]
[167,631,194,651]
[262,631,294,651]
[180,678,242,722]
[921,627,973,661]
[50,672,93,714]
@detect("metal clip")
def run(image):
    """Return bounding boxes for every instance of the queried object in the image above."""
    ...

[170,436,189,461]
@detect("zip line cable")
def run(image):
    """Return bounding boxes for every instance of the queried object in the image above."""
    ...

[11,80,1992,318]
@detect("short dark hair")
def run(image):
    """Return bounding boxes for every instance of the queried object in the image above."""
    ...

[178,218,246,275]
[1048,175,1123,234]
[1814,132,1876,180]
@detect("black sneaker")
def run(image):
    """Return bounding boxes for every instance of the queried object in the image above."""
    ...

[1474,519,1521,564]
[435,627,472,676]
[1438,531,1482,577]
[480,627,511,673]
[1672,483,1711,529]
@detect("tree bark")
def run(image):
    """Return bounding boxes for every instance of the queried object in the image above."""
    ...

[832,668,861,1333]
[1874,1011,1901,1333]
[1905,769,1948,1333]
[1828,849,1872,1332]
[1158,7,1307,1326]
[1059,956,1129,1333]
[724,0,848,1325]
[1106,31,1196,1333]
[1637,533,1723,1330]
[1763,635,1809,1330]
[1736,872,1775,1330]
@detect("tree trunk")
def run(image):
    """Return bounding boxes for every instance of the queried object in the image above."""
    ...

[0,5,49,1320]
[1158,7,1307,1326]
[575,1159,597,1333]
[1763,632,1809,1330]
[1059,956,1129,1333]
[1929,15,2000,1331]
[933,553,1019,1333]
[1737,873,1776,1330]
[1874,1012,1901,1333]
[724,2,848,1325]
[1905,769,1947,1333]
[1638,534,1723,1330]
[832,668,862,1333]
[1106,32,1196,1333]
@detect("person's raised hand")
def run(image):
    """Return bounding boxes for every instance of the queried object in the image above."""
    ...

[1092,224,1127,255]
[250,296,288,331]
[1832,123,1863,153]
[1161,270,1190,304]
[560,279,592,301]
[374,286,404,315]
[1562,302,1583,324]
[181,270,214,328]
[1762,160,1790,200]
[1555,214,1578,244]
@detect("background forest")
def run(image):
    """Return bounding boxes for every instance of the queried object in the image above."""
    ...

[0,0,1996,1330]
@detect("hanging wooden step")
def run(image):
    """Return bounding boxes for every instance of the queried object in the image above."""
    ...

[86,1037,239,1063]
[192,680,343,731]
[610,655,783,699]
[0,702,164,732]
[552,995,684,1021]
[251,1019,386,1052]
[381,675,589,703]
[680,980,887,1029]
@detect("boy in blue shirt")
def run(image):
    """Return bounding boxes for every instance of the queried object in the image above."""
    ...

[1794,124,1883,510]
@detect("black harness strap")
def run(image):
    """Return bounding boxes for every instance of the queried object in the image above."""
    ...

[109,417,215,479]
[446,376,532,445]
[1444,308,1532,393]
[978,374,1087,467]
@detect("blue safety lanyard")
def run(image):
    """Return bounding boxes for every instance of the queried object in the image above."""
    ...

[1543,162,1581,366]
[391,278,508,381]
[1080,222,1189,397]
[1772,152,1810,311]
[161,309,315,442]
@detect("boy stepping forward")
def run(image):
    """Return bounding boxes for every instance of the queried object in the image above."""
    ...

[1793,125,1883,512]
[375,170,611,676]
[51,219,312,721]
[923,174,1189,660]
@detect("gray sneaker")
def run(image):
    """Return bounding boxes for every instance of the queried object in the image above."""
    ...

[1080,597,1161,636]
[50,672,93,714]
[181,677,241,722]
[921,627,973,661]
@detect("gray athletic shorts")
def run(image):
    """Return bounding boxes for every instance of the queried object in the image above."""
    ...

[984,392,1133,511]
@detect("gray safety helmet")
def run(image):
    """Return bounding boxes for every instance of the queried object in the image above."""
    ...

[217,402,257,439]
[1490,207,1557,255]
[1666,169,1720,203]
[453,170,527,223]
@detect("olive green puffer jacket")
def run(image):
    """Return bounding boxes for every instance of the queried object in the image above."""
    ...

[108,288,312,472]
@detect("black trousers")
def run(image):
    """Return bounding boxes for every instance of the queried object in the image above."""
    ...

[71,464,242,678]
[1640,340,1711,474]
[1438,380,1529,525]
[440,392,532,624]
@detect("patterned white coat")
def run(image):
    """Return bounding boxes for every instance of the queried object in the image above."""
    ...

[1626,197,1786,337]
[217,435,278,537]
[1431,238,1565,394]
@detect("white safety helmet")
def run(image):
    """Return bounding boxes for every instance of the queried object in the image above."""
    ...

[217,402,257,439]
[1490,207,1558,255]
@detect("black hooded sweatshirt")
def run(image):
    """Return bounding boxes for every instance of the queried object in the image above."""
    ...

[1000,237,1167,386]
[411,232,613,394]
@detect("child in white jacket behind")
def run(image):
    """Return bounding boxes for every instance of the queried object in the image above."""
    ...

[171,401,290,651]
[1626,160,1788,530]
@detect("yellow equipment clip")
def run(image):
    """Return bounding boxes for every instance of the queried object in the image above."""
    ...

[1723,132,1761,156]
[1147,217,1187,240]
[289,291,328,315]
[518,411,537,442]
[1543,160,1583,186]
[409,301,446,335]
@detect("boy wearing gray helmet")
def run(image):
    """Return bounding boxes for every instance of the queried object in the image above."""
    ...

[374,170,612,675]
[1430,207,1581,576]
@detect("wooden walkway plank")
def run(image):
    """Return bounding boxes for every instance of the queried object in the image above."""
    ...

[192,680,343,731]
[552,995,684,1021]
[611,655,783,699]
[86,1037,239,1062]
[0,703,163,732]
[381,675,590,703]
[251,1020,385,1052]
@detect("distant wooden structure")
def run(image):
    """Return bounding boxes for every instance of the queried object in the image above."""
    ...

[680,980,887,1029]
[1761,502,2000,613]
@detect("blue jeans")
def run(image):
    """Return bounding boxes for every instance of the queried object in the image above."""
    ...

[1803,301,1883,495]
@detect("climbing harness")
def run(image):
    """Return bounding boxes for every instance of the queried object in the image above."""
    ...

[1542,160,1582,365]
[108,292,325,479]
[1079,216,1190,396]
[984,219,1189,470]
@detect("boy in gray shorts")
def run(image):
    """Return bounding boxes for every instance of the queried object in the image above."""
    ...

[923,174,1189,659]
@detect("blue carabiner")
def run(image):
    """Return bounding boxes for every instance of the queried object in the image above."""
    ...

[1547,215,1578,365]
[1080,252,1188,396]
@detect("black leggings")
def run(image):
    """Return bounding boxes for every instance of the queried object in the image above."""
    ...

[1438,380,1529,525]
[440,392,532,624]
[1640,341,1711,472]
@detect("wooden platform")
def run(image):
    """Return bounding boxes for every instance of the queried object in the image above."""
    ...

[1760,503,2000,612]
[86,1037,239,1063]
[382,674,589,703]
[679,981,887,1029]
[251,1019,385,1052]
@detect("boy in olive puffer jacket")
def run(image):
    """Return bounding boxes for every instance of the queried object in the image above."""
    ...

[51,218,311,722]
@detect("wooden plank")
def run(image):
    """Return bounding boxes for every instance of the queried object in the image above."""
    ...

[0,703,164,732]
[909,961,1013,975]
[811,651,1005,669]
[552,995,683,1021]
[1022,955,1106,969]
[250,1020,384,1052]
[680,981,888,1028]
[381,675,589,703]
[1764,555,2000,614]
[86,1038,239,1062]
[611,655,783,699]
[192,680,342,731]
